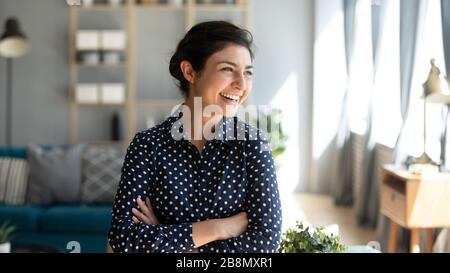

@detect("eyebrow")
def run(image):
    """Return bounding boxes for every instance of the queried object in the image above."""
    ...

[216,61,253,69]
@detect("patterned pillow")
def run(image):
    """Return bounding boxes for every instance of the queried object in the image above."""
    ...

[81,146,125,204]
[0,158,30,205]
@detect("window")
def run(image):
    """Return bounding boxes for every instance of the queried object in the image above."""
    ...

[372,0,402,148]
[402,0,446,161]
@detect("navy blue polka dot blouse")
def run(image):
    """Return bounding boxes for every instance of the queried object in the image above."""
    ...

[108,109,282,253]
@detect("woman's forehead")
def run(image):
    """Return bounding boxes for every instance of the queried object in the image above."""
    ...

[208,45,252,66]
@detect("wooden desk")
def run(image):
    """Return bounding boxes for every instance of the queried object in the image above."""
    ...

[380,165,450,253]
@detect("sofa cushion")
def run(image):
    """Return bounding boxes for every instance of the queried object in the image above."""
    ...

[0,158,30,204]
[0,205,44,232]
[0,145,61,159]
[26,145,84,205]
[0,147,27,159]
[81,146,125,204]
[39,205,111,234]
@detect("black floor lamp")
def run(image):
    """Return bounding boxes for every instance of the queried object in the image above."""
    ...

[0,17,30,146]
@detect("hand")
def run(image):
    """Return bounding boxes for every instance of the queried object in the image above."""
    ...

[218,212,248,240]
[131,197,160,225]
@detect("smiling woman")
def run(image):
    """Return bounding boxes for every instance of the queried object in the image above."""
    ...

[108,21,282,253]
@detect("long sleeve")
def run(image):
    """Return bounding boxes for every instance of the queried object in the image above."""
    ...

[206,131,282,253]
[108,132,195,253]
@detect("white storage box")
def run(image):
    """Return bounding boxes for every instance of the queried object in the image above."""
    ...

[81,0,94,6]
[76,30,100,50]
[76,84,99,103]
[100,31,126,51]
[100,83,126,104]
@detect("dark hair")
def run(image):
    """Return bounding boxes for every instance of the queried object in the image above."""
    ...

[169,21,254,96]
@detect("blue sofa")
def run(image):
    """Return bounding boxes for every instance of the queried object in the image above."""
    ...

[0,146,112,253]
[0,205,111,253]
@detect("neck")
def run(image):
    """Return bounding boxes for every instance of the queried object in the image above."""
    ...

[183,96,223,142]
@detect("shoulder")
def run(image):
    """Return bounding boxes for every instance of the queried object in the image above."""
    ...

[235,119,271,153]
[235,119,269,142]
[131,117,175,144]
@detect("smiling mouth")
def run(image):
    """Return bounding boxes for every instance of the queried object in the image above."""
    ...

[220,92,240,102]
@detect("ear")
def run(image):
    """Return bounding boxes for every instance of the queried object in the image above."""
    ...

[180,60,197,84]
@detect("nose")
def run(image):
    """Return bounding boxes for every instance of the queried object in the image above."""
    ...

[232,73,247,91]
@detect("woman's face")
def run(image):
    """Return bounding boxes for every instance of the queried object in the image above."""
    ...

[190,44,253,117]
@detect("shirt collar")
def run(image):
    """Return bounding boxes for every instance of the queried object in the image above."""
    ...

[163,104,243,146]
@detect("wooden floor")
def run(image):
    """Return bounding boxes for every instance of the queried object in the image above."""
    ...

[280,192,376,246]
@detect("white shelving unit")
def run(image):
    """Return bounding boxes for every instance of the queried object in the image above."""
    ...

[68,0,251,146]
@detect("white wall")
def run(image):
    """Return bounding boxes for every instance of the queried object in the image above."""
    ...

[251,0,314,194]
[310,0,347,194]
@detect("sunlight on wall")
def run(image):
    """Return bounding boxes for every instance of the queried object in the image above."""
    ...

[312,3,347,161]
[270,73,300,196]
[267,73,306,232]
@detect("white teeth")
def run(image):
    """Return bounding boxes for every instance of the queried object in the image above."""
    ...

[220,93,240,101]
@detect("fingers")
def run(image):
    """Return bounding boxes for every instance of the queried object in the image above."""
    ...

[146,197,159,224]
[137,197,158,224]
[132,196,160,225]
[137,197,151,217]
[132,207,151,224]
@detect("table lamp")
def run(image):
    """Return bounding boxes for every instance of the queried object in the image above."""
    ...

[408,59,450,174]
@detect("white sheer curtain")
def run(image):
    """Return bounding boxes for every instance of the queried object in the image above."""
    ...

[403,0,446,163]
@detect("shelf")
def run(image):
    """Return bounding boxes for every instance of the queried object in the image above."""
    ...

[80,140,126,146]
[137,3,186,11]
[69,0,251,145]
[194,4,245,11]
[137,99,183,107]
[84,2,245,11]
[76,63,128,68]
[77,102,127,107]
[76,49,126,52]
[77,5,127,11]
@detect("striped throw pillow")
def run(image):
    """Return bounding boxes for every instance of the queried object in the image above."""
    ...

[0,157,30,204]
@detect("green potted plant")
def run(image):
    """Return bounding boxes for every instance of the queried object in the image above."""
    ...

[252,108,288,170]
[0,221,16,253]
[279,221,347,253]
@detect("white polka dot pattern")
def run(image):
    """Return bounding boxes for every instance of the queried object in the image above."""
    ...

[108,112,282,253]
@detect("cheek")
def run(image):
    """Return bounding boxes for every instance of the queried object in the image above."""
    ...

[242,82,253,99]
[203,75,229,95]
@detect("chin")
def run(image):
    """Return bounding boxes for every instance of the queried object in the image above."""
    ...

[223,106,239,117]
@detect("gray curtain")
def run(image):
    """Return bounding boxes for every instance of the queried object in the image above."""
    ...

[376,0,428,252]
[332,0,356,205]
[355,0,386,227]
[392,0,427,165]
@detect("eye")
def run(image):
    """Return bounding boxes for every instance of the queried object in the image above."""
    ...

[245,70,253,76]
[221,67,233,72]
